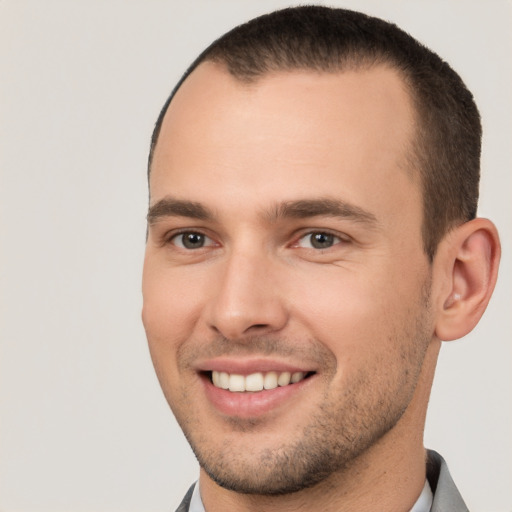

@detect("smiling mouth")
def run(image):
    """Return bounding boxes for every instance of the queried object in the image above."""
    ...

[208,370,315,392]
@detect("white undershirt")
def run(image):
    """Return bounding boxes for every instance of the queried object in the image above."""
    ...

[188,479,433,512]
[409,480,433,512]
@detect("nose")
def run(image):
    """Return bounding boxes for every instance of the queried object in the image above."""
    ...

[204,249,289,340]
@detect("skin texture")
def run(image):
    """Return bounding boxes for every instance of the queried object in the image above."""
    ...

[142,62,500,511]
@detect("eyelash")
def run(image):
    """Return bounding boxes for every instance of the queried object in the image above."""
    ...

[166,229,216,249]
[292,230,349,250]
[164,228,349,252]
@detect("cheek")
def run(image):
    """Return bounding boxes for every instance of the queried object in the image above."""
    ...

[290,268,388,338]
[142,263,206,367]
[287,264,424,370]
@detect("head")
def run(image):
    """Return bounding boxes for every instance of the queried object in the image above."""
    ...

[142,6,499,500]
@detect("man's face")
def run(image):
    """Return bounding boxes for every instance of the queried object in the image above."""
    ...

[143,63,435,493]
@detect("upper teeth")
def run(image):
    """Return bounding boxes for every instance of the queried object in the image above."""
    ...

[211,371,306,392]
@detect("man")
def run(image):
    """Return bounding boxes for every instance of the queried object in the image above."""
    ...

[142,6,500,512]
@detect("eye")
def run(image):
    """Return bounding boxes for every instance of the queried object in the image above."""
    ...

[297,232,342,249]
[171,231,215,250]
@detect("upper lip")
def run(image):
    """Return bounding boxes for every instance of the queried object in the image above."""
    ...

[195,357,315,375]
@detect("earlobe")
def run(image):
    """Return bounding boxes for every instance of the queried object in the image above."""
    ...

[434,218,500,341]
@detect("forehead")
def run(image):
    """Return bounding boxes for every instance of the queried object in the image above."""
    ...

[150,62,419,223]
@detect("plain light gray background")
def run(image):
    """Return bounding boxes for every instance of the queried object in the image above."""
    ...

[1,1,510,511]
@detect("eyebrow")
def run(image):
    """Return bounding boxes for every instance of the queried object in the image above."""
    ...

[147,197,214,224]
[147,196,379,227]
[266,198,379,226]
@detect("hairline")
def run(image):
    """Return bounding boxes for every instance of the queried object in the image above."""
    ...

[149,56,422,176]
[148,57,449,263]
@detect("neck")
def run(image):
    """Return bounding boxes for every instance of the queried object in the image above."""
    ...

[199,340,440,512]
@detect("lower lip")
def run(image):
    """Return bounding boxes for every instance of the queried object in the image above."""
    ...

[201,374,314,418]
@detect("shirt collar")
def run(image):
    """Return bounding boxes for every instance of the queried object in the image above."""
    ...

[188,481,205,512]
[189,478,433,512]
[409,480,433,512]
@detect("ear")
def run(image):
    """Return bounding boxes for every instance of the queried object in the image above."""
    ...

[434,218,501,341]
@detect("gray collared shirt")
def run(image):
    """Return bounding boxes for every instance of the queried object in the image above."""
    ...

[188,479,433,512]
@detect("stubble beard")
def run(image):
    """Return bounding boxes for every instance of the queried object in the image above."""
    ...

[192,396,409,495]
[170,283,433,496]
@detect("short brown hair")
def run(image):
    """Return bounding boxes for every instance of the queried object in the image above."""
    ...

[149,6,481,260]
